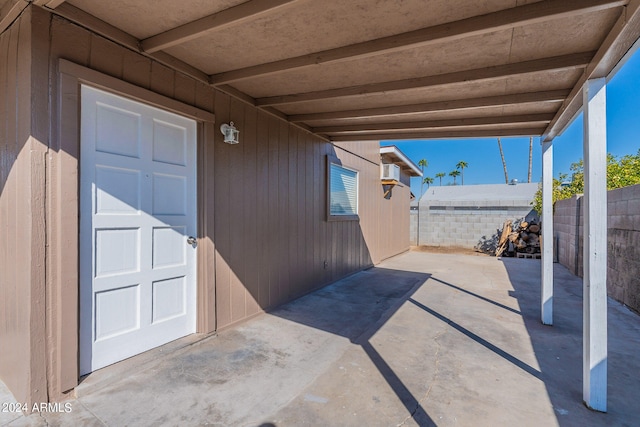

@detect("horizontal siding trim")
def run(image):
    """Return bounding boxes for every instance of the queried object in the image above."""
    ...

[59,59,215,123]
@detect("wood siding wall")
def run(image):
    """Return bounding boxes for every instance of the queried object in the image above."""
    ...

[0,7,48,406]
[0,6,411,403]
[212,99,406,328]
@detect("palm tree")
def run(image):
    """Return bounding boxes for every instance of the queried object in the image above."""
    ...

[418,159,428,195]
[498,137,509,184]
[435,172,446,185]
[423,176,434,189]
[456,160,468,185]
[449,170,461,185]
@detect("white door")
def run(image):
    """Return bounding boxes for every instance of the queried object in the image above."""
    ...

[80,85,197,375]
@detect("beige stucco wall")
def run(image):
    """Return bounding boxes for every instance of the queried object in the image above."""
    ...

[0,5,412,405]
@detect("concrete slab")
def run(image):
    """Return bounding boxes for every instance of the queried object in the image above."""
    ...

[0,381,22,426]
[2,251,640,426]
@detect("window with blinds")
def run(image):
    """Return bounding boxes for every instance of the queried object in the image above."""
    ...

[329,162,358,216]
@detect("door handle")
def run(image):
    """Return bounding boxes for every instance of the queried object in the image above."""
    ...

[187,236,197,247]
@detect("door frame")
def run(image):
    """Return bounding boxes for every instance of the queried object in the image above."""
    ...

[51,59,216,394]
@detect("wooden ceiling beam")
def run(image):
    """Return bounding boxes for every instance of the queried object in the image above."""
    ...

[34,0,66,9]
[44,3,327,142]
[53,3,145,55]
[51,2,211,83]
[257,52,594,107]
[141,0,299,53]
[0,0,28,35]
[543,0,640,141]
[314,114,554,134]
[46,0,67,9]
[329,127,546,142]
[210,0,626,85]
[289,90,570,122]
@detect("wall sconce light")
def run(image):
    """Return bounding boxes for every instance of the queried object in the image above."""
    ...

[220,121,240,144]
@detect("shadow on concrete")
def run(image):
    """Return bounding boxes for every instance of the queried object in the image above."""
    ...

[271,267,435,426]
[501,257,640,426]
[272,251,640,426]
[407,298,541,380]
[12,251,640,426]
[360,342,434,424]
[429,276,522,315]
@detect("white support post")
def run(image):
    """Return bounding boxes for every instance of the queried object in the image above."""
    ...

[582,78,608,412]
[541,139,553,325]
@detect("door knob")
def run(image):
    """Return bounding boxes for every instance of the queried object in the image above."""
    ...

[187,236,197,246]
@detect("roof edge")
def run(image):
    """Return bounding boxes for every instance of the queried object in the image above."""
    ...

[380,145,422,176]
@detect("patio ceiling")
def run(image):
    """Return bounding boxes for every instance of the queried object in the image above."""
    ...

[26,0,640,141]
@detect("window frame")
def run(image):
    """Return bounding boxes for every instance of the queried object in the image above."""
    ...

[326,156,360,222]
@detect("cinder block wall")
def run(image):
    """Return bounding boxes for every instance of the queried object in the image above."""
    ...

[554,184,640,313]
[553,195,583,275]
[411,183,539,248]
[412,201,537,248]
[409,209,418,245]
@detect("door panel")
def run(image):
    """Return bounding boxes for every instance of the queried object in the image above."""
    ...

[94,166,141,214]
[80,85,197,375]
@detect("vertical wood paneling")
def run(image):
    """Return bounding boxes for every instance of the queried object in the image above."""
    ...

[287,128,299,294]
[243,104,260,316]
[51,16,91,66]
[296,130,307,294]
[318,138,324,286]
[174,71,196,106]
[197,121,216,332]
[0,17,8,358]
[317,141,324,282]
[278,120,290,301]
[194,81,214,113]
[6,9,19,354]
[317,144,336,283]
[89,34,123,79]
[196,90,216,330]
[211,111,421,325]
[3,8,414,354]
[229,98,246,323]
[0,8,406,406]
[122,49,151,89]
[255,111,269,309]
[197,85,216,332]
[46,17,220,399]
[0,7,47,406]
[303,135,313,291]
[0,10,12,398]
[48,11,91,397]
[53,74,82,393]
[1,11,21,403]
[20,5,47,404]
[150,61,175,99]
[214,92,232,327]
[267,116,280,306]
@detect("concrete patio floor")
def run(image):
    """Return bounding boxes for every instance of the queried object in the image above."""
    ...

[2,250,640,426]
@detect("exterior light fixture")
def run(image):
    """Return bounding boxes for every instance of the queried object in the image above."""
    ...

[220,121,239,144]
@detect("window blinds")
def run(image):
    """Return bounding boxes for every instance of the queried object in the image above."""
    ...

[330,163,358,215]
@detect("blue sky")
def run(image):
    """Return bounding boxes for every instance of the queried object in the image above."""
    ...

[386,48,640,196]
